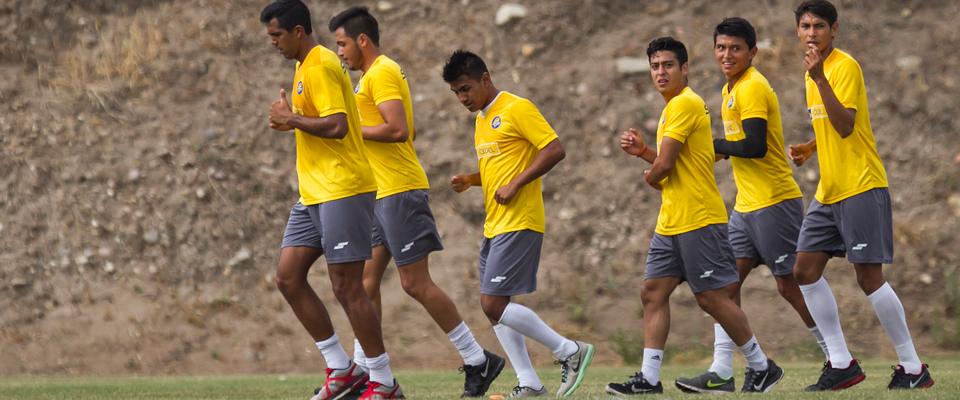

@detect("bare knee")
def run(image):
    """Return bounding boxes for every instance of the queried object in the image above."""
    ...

[275,270,304,296]
[400,278,428,301]
[480,296,508,322]
[640,282,667,308]
[855,265,886,294]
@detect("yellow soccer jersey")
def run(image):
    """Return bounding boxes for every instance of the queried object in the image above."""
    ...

[655,87,728,236]
[291,45,376,205]
[474,92,559,238]
[722,67,802,213]
[356,55,429,199]
[805,49,888,204]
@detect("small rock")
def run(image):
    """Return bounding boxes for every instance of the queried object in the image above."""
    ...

[895,56,921,72]
[558,208,576,220]
[919,273,932,285]
[616,57,650,75]
[11,277,28,287]
[900,8,912,18]
[948,194,960,217]
[521,44,536,56]
[413,94,425,103]
[756,38,773,50]
[98,246,112,257]
[495,4,527,26]
[104,262,115,274]
[599,146,612,157]
[74,255,89,265]
[143,230,160,244]
[196,188,206,199]
[576,83,589,96]
[214,170,227,180]
[804,169,819,183]
[376,1,394,12]
[128,169,140,182]
[227,248,252,267]
[0,222,3,235]
[203,127,217,140]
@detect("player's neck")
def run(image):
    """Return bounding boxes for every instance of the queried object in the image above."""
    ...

[726,65,751,90]
[480,88,500,110]
[295,36,319,64]
[660,80,687,104]
[820,44,835,60]
[359,48,382,74]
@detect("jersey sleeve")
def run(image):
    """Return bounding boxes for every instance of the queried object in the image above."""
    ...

[369,67,404,106]
[829,58,863,111]
[304,63,348,118]
[737,80,770,120]
[662,97,702,143]
[512,100,559,149]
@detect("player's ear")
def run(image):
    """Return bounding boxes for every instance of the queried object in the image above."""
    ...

[481,72,491,88]
[357,33,367,48]
[293,25,304,38]
[749,46,758,60]
[830,21,839,39]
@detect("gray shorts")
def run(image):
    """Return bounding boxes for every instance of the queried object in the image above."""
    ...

[729,197,803,276]
[280,192,376,264]
[645,224,740,293]
[478,230,542,296]
[371,189,444,266]
[797,187,893,264]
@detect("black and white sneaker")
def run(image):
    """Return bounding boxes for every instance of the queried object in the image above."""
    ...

[460,350,506,397]
[888,364,934,389]
[605,372,663,395]
[804,359,866,391]
[675,370,735,393]
[741,358,784,393]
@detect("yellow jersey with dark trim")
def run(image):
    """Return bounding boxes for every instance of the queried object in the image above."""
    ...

[474,92,559,238]
[805,49,888,204]
[722,67,802,213]
[356,55,429,199]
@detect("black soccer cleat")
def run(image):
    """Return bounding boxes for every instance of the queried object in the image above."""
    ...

[888,364,934,389]
[460,350,506,397]
[605,372,663,395]
[741,358,784,393]
[804,359,866,391]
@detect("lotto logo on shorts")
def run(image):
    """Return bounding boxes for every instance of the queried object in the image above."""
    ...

[334,242,349,250]
[491,276,506,283]
[808,105,828,120]
[723,121,741,136]
[476,142,501,159]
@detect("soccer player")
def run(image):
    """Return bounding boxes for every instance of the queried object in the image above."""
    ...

[261,1,402,399]
[787,0,933,391]
[443,50,594,398]
[606,37,783,395]
[328,7,505,397]
[673,18,829,393]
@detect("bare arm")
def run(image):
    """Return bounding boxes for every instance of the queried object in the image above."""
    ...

[269,89,349,139]
[644,136,683,189]
[805,47,856,138]
[494,139,565,204]
[450,172,482,192]
[360,99,410,143]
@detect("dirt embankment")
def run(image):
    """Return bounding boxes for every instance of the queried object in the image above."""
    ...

[1,0,959,375]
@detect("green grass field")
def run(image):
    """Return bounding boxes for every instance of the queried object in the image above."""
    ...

[1,357,956,399]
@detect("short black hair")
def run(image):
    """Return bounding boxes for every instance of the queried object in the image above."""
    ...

[646,37,688,66]
[328,6,380,47]
[794,0,838,26]
[442,50,489,83]
[714,17,757,49]
[260,0,312,35]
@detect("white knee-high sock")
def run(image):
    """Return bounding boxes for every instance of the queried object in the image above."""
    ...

[709,323,735,379]
[493,324,543,390]
[447,321,487,366]
[868,282,922,374]
[640,348,663,384]
[799,277,854,367]
[365,352,395,386]
[316,333,351,370]
[353,338,369,373]
[739,336,768,371]
[808,326,830,361]
[498,302,578,360]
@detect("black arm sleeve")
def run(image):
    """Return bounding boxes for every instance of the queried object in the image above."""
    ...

[713,118,768,159]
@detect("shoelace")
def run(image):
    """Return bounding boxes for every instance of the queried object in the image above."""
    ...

[742,368,759,391]
[555,359,569,383]
[888,365,905,388]
[624,372,644,384]
[814,361,831,386]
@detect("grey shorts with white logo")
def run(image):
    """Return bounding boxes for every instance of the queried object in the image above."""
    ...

[644,224,740,293]
[729,197,803,276]
[280,192,375,264]
[371,189,444,266]
[478,230,542,296]
[796,187,893,264]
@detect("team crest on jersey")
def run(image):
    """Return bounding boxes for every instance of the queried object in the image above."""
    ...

[297,81,303,95]
[491,116,502,129]
[727,96,735,109]
[354,85,360,94]
[476,142,501,158]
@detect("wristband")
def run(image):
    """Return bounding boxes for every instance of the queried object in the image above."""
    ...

[637,145,649,158]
